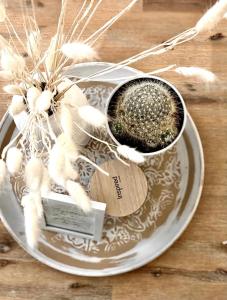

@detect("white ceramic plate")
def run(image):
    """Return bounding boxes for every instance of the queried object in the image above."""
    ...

[0,63,204,276]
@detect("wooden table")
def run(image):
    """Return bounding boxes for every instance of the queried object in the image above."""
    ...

[0,1,227,299]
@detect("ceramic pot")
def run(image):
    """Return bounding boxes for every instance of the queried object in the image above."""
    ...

[106,76,187,157]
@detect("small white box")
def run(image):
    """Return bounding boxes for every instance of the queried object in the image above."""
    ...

[41,192,106,241]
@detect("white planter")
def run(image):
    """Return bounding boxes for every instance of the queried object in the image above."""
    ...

[106,75,187,157]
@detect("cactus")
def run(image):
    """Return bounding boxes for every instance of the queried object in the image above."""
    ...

[108,78,183,152]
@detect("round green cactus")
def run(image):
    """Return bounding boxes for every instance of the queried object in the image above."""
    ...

[109,78,182,152]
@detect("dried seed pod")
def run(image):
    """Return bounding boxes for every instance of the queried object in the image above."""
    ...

[1,49,25,76]
[27,31,41,59]
[175,67,217,82]
[9,95,26,116]
[6,147,23,174]
[3,84,22,95]
[117,145,144,164]
[66,180,91,213]
[25,157,44,192]
[78,105,106,127]
[27,87,41,112]
[36,90,53,112]
[61,42,98,62]
[21,194,40,249]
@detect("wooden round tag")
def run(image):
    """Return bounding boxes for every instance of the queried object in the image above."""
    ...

[89,160,148,217]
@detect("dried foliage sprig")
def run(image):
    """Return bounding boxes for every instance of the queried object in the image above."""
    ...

[195,0,227,33]
[175,67,217,82]
[0,0,224,249]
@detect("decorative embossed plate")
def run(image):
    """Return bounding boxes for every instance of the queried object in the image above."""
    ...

[0,63,204,276]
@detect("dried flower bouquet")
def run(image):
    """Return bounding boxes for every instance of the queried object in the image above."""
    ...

[0,0,226,248]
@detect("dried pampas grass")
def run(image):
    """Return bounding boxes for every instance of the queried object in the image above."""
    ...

[3,84,22,95]
[175,67,217,82]
[66,180,91,212]
[57,133,79,158]
[0,1,6,22]
[22,195,40,249]
[48,144,66,186]
[25,158,44,192]
[117,145,144,164]
[61,42,98,62]
[65,158,79,181]
[41,167,50,194]
[6,147,23,174]
[49,136,79,184]
[0,159,7,185]
[1,49,25,76]
[78,105,106,127]
[27,87,41,112]
[27,31,41,59]
[9,95,26,116]
[58,79,87,108]
[45,35,57,72]
[196,0,227,33]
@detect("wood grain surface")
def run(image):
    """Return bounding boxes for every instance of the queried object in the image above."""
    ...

[90,160,148,217]
[0,0,227,299]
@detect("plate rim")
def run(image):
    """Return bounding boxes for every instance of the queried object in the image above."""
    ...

[0,62,205,277]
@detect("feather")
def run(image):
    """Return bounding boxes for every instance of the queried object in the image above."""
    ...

[196,0,227,33]
[9,95,26,116]
[117,145,144,164]
[27,86,41,112]
[6,147,23,174]
[78,105,106,127]
[59,104,74,137]
[0,70,13,80]
[25,158,44,192]
[21,194,40,249]
[27,31,41,59]
[1,49,25,76]
[66,180,91,213]
[3,84,22,95]
[175,67,217,82]
[0,159,7,185]
[0,1,6,22]
[61,42,98,62]
[36,90,53,112]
